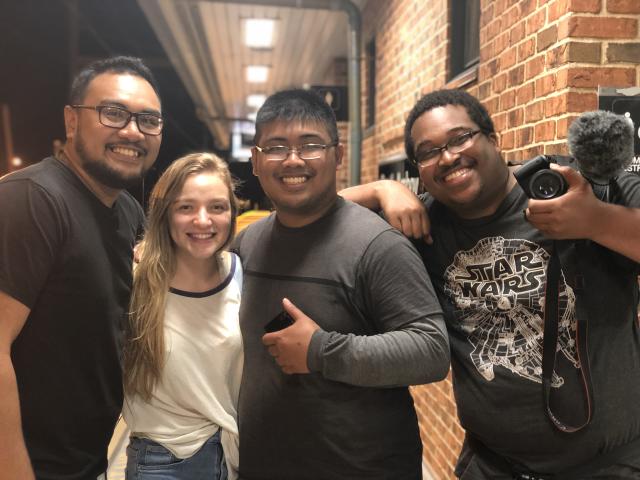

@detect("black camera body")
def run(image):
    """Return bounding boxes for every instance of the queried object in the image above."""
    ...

[514,155,568,200]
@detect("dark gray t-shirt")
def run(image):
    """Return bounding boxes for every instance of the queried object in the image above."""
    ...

[233,198,449,480]
[416,173,640,473]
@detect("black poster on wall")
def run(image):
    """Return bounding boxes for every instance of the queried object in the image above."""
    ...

[598,87,640,175]
[311,86,349,122]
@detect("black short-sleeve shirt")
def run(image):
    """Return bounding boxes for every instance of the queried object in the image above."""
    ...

[0,157,144,480]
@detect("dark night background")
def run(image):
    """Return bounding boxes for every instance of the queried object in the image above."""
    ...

[0,0,262,206]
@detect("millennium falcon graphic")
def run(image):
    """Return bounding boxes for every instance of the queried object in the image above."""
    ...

[444,237,578,387]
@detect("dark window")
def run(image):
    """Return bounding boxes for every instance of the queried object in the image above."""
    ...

[366,38,376,128]
[450,0,480,80]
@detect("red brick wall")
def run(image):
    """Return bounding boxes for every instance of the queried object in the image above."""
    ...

[411,374,464,479]
[360,0,450,184]
[359,1,639,478]
[470,0,639,163]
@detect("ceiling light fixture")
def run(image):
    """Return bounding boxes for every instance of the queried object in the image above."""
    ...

[244,19,275,48]
[247,94,267,109]
[246,65,270,83]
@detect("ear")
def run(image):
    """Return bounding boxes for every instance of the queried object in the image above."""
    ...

[250,147,259,176]
[63,105,78,141]
[334,143,344,169]
[487,132,500,151]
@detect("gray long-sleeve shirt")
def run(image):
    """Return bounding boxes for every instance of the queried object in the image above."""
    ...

[234,198,449,480]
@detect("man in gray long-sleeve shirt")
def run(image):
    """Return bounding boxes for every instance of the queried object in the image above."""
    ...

[232,88,450,480]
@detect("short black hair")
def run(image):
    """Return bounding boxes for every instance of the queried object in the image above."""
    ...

[68,56,160,106]
[253,89,338,145]
[404,89,495,163]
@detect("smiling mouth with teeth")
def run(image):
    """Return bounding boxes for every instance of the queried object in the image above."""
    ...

[110,145,142,158]
[443,167,471,182]
[282,176,308,185]
[188,233,215,239]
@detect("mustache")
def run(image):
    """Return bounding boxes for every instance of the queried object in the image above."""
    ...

[437,157,467,177]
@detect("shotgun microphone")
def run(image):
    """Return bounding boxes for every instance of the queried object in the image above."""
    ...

[567,110,635,185]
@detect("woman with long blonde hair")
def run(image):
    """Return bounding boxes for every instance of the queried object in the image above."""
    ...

[123,152,242,480]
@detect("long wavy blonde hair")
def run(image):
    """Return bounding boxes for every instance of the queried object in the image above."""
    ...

[124,152,238,400]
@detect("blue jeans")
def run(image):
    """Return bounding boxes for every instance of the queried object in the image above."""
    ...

[125,430,227,480]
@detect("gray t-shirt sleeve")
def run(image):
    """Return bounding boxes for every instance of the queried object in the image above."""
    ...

[307,229,450,387]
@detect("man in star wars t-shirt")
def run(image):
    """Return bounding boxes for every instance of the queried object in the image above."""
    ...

[343,89,640,479]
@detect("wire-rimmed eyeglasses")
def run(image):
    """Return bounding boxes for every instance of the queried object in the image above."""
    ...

[255,142,338,161]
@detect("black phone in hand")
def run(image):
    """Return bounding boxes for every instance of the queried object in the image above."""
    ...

[264,311,294,333]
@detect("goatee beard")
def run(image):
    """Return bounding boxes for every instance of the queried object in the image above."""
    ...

[83,158,145,190]
[75,137,146,190]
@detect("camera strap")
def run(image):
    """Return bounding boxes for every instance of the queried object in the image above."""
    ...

[541,241,594,432]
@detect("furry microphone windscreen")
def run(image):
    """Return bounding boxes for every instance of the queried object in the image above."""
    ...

[567,110,635,184]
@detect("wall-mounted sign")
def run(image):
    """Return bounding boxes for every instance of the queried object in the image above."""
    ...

[311,86,348,122]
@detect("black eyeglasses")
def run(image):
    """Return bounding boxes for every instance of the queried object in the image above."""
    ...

[413,130,481,167]
[72,105,163,136]
[255,143,338,161]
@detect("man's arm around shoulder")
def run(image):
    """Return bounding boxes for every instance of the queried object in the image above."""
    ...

[0,290,35,480]
[340,180,433,243]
